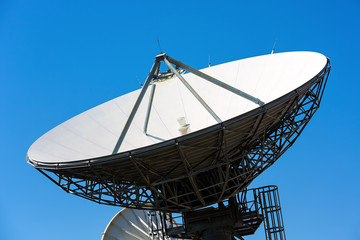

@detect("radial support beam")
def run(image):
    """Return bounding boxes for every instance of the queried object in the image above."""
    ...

[167,56,265,106]
[112,59,160,154]
[163,57,222,123]
[176,144,206,206]
[144,83,156,134]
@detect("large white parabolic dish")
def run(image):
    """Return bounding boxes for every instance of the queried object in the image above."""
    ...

[27,51,327,165]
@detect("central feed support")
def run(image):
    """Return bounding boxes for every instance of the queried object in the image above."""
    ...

[112,53,264,154]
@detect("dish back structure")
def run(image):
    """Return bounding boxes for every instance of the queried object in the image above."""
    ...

[27,52,330,212]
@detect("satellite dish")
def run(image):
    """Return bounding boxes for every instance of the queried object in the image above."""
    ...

[28,51,326,161]
[27,50,331,239]
[27,51,330,213]
[102,208,177,240]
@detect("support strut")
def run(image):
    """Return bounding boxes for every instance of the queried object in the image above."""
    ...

[167,56,264,106]
[112,59,160,154]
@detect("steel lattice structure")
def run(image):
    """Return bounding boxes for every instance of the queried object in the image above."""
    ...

[29,57,330,212]
[163,185,285,240]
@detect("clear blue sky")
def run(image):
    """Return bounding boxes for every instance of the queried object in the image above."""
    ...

[1,1,359,239]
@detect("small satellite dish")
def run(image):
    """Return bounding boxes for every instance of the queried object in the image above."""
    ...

[102,208,177,240]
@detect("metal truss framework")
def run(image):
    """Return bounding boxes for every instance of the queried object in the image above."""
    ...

[34,57,330,212]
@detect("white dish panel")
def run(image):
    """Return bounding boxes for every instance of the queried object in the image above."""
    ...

[27,51,327,163]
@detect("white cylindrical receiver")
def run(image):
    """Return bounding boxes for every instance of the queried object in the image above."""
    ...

[177,117,190,135]
[177,117,187,127]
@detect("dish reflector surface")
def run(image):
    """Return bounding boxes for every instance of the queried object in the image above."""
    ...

[28,51,327,164]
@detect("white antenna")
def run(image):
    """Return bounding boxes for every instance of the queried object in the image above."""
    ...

[208,55,211,67]
[271,39,277,54]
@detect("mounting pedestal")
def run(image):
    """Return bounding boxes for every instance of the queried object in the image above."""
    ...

[154,185,285,240]
[202,227,233,240]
